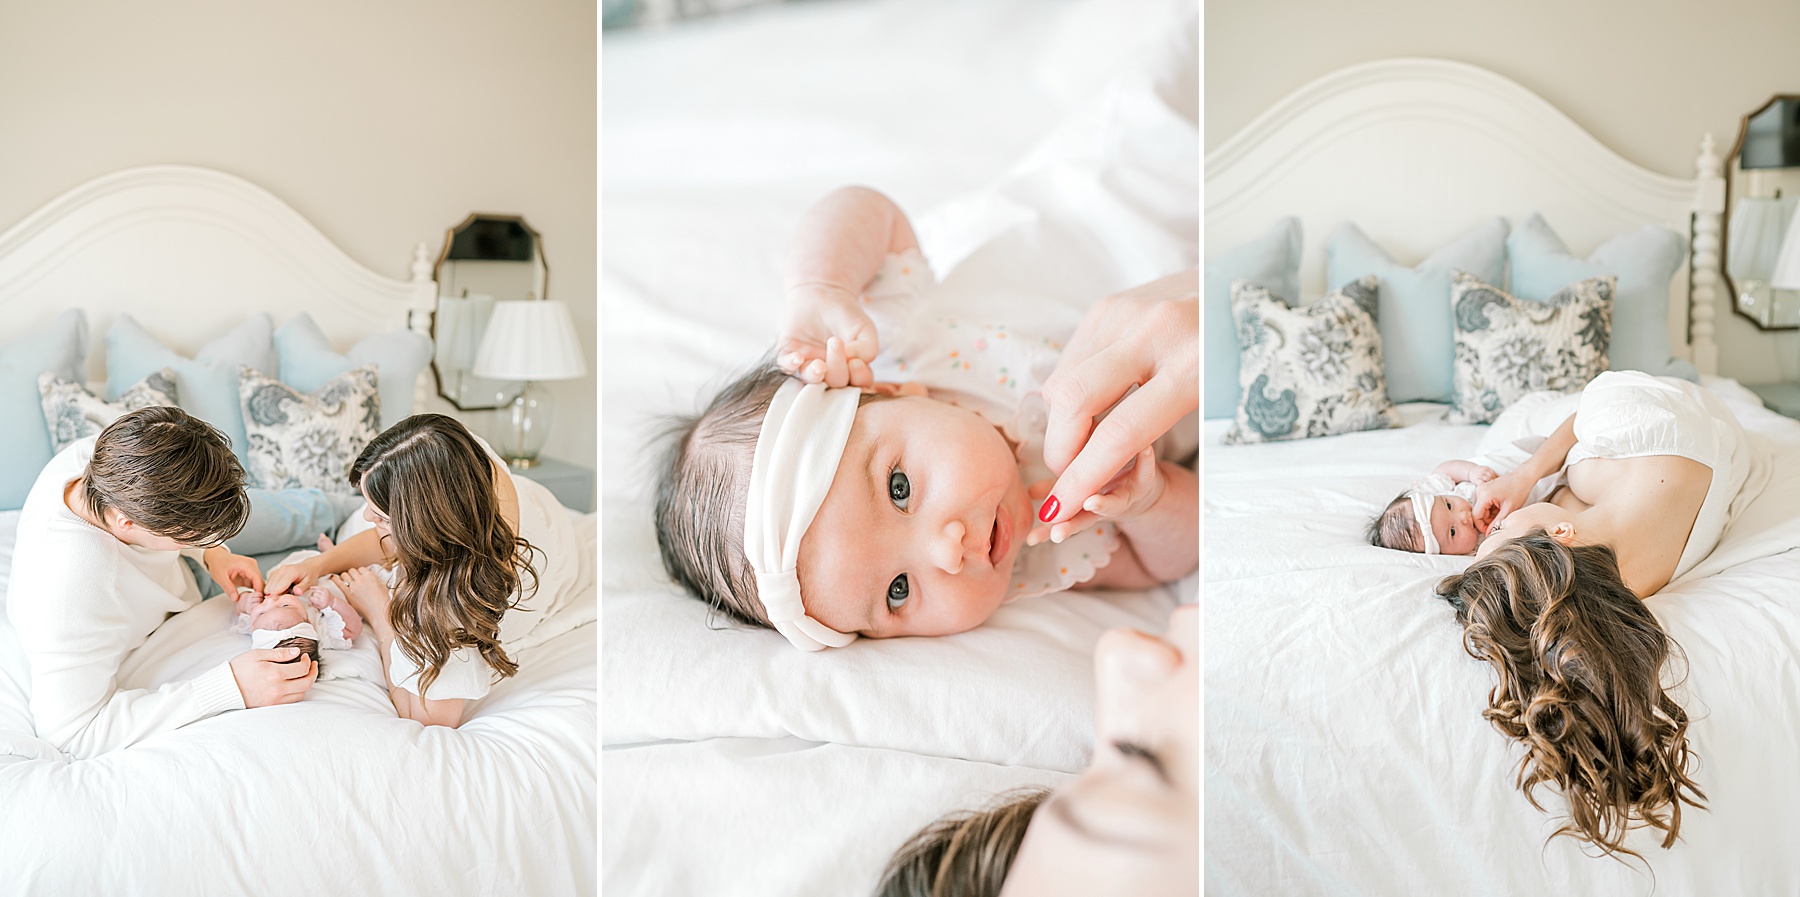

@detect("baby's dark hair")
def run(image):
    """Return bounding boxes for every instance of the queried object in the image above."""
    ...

[1367,491,1423,552]
[654,359,895,629]
[274,635,321,667]
[654,361,790,628]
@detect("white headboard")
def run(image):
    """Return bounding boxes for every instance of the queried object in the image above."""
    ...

[0,165,436,386]
[1204,58,1724,375]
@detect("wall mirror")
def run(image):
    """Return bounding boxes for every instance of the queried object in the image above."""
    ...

[1722,96,1800,330]
[432,214,548,409]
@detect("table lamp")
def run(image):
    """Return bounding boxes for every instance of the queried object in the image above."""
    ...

[472,299,586,468]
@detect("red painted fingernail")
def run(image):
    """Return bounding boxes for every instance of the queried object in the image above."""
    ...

[1038,495,1060,523]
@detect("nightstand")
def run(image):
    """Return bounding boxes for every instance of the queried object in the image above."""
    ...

[512,457,595,512]
[1746,381,1800,420]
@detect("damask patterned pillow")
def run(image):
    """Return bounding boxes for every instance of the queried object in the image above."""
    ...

[1446,271,1613,425]
[239,365,380,493]
[1224,276,1398,444]
[38,369,179,452]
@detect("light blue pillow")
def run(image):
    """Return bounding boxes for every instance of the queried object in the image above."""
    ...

[0,310,89,510]
[274,313,432,430]
[1205,217,1301,418]
[106,314,274,467]
[230,487,368,556]
[1328,219,1509,404]
[1507,213,1696,381]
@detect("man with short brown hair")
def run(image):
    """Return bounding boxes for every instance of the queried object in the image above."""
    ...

[7,406,319,759]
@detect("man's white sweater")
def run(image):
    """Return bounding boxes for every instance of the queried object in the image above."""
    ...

[5,437,244,759]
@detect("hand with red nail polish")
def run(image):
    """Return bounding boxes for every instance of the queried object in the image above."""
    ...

[1037,270,1198,530]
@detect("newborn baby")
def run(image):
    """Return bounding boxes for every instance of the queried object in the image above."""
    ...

[1367,459,1496,555]
[232,585,362,665]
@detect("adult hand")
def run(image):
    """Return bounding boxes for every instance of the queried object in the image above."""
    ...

[263,556,322,597]
[229,648,318,707]
[1472,470,1537,535]
[777,286,880,388]
[1037,270,1198,531]
[205,547,264,594]
[332,566,390,625]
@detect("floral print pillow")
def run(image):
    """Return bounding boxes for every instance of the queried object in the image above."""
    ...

[38,369,179,452]
[239,365,380,492]
[1446,271,1612,424]
[1225,276,1398,444]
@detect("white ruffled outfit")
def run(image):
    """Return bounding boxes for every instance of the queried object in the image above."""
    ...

[1479,371,1768,579]
[860,250,1124,599]
[322,437,586,702]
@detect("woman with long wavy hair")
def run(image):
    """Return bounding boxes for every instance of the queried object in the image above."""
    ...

[263,414,580,728]
[1438,370,1769,860]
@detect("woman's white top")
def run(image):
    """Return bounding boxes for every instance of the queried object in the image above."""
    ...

[353,435,584,703]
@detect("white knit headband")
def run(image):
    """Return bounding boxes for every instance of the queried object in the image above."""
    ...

[743,379,861,652]
[1409,490,1440,555]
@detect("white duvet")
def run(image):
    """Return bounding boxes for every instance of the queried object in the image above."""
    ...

[601,0,1197,893]
[0,511,598,897]
[1205,381,1800,895]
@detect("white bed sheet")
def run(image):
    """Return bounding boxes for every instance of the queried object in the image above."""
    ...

[602,0,1196,892]
[602,737,1071,897]
[0,512,598,896]
[1205,381,1800,894]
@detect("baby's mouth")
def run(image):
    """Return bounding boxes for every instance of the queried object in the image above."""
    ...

[988,507,1009,567]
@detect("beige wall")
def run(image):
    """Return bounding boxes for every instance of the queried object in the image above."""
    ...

[0,0,597,469]
[1206,0,1800,384]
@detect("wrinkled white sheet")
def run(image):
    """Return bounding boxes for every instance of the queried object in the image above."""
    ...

[1205,380,1800,895]
[602,0,1196,892]
[0,512,598,897]
[602,737,1071,897]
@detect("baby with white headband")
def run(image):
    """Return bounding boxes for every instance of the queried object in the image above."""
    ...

[1367,459,1503,556]
[654,187,1198,651]
[231,581,363,668]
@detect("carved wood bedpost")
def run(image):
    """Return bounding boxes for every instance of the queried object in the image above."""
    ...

[408,241,438,416]
[1691,132,1724,377]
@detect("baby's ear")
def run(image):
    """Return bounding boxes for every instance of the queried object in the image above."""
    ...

[862,381,926,398]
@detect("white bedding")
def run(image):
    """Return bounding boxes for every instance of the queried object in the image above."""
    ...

[0,510,598,896]
[1205,380,1800,894]
[601,0,1196,893]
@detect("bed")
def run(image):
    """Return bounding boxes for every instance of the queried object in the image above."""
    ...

[600,0,1196,893]
[1204,60,1800,893]
[0,166,596,895]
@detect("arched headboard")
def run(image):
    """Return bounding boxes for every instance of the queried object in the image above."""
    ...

[1204,58,1724,374]
[0,165,436,386]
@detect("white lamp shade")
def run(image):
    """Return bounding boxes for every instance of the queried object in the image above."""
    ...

[471,300,587,381]
[1728,196,1796,283]
[1771,201,1800,291]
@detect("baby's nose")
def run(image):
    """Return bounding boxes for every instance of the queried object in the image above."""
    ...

[932,520,968,575]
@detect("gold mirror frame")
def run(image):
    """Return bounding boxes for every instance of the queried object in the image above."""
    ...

[1721,94,1800,331]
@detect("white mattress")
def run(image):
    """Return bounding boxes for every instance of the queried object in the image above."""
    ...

[601,0,1197,892]
[0,511,598,896]
[1205,380,1800,894]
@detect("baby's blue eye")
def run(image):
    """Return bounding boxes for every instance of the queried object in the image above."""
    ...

[887,574,909,610]
[889,470,911,510]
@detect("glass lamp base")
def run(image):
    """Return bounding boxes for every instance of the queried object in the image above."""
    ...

[490,382,553,467]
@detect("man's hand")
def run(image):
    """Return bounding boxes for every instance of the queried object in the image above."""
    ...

[204,547,264,594]
[229,648,318,707]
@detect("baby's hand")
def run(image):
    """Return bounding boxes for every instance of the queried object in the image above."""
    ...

[1026,446,1166,545]
[1469,465,1499,485]
[778,287,880,388]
